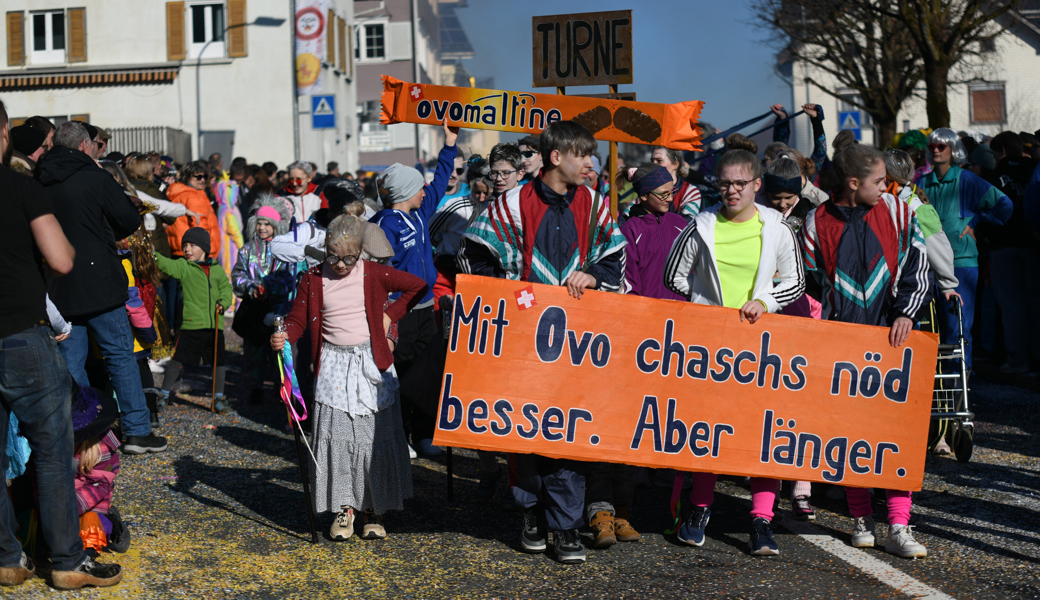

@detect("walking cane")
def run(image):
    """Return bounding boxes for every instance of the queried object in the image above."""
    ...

[210,304,221,412]
[273,316,320,543]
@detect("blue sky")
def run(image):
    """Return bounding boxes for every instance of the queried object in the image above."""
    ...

[454,0,792,134]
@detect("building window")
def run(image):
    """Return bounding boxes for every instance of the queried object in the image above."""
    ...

[31,10,66,65]
[355,21,387,62]
[970,83,1005,124]
[189,3,226,59]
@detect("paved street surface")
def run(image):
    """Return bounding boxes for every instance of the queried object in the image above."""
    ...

[9,322,1040,599]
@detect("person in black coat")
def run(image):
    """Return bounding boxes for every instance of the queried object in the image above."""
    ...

[35,121,167,454]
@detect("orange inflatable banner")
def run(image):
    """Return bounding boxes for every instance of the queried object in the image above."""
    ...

[380,75,705,150]
[434,276,939,491]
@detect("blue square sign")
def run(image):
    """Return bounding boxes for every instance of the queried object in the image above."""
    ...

[838,111,862,141]
[311,95,335,129]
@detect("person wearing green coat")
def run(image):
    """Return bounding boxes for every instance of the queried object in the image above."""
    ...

[153,227,234,413]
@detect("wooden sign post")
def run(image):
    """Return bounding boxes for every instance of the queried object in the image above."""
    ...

[532,10,633,218]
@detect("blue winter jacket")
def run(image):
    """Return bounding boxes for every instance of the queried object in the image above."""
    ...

[371,144,458,304]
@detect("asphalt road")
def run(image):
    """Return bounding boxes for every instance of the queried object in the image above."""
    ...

[7,325,1039,599]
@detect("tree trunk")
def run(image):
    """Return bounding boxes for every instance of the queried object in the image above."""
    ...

[923,60,951,129]
[874,115,897,150]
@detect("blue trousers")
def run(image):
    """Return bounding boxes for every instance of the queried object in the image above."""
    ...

[60,305,151,437]
[0,326,86,571]
[936,266,978,368]
[512,454,585,531]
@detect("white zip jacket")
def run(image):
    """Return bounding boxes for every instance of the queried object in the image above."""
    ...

[663,203,805,312]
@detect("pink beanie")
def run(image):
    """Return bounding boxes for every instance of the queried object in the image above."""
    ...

[256,206,282,222]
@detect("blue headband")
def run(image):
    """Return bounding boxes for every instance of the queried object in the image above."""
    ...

[634,166,674,196]
[764,173,801,195]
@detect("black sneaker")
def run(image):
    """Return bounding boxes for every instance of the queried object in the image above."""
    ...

[553,529,587,564]
[51,557,123,590]
[749,517,779,556]
[123,433,168,455]
[520,507,546,553]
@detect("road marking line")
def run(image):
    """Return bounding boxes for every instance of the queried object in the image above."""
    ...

[783,519,955,600]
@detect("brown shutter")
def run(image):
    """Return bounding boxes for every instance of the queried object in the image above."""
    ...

[166,2,185,61]
[71,114,90,123]
[972,88,1005,123]
[227,0,247,58]
[68,8,87,63]
[337,17,346,71]
[327,9,335,64]
[6,11,24,67]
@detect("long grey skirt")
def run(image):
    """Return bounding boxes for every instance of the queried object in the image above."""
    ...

[309,393,414,515]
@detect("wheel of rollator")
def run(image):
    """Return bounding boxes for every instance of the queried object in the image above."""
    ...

[953,424,974,463]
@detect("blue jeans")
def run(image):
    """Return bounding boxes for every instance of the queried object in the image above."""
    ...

[60,305,151,437]
[0,326,86,571]
[512,454,585,531]
[937,266,978,368]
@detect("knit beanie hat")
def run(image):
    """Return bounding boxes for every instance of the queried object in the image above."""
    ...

[377,163,425,204]
[10,125,46,156]
[181,227,211,255]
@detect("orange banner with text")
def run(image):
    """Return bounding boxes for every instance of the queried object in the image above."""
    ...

[380,75,704,150]
[433,276,938,491]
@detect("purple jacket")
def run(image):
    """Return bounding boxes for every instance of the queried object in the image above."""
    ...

[620,205,687,301]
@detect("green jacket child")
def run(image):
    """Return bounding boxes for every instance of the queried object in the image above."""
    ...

[154,249,233,330]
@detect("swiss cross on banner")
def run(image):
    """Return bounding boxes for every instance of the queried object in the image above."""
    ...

[409,85,424,101]
[515,286,537,310]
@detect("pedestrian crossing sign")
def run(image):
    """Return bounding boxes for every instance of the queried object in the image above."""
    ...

[838,111,861,141]
[311,95,335,129]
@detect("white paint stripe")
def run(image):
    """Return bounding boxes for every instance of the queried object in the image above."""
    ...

[782,518,955,600]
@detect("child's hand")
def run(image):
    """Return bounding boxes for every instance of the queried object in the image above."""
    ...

[801,103,819,119]
[943,289,962,303]
[383,312,392,337]
[959,225,975,241]
[216,303,225,315]
[889,316,913,348]
[54,332,70,343]
[442,117,460,147]
[565,271,597,299]
[739,300,765,324]
[769,104,787,119]
[271,331,286,351]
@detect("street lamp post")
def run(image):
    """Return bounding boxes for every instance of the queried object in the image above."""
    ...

[195,16,285,161]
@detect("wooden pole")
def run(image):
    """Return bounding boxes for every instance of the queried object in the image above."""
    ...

[608,84,619,218]
[210,305,220,412]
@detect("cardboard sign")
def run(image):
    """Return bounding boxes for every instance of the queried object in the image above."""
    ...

[433,276,938,491]
[381,75,704,150]
[532,11,633,88]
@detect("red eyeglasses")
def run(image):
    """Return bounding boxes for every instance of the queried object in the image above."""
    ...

[928,143,948,153]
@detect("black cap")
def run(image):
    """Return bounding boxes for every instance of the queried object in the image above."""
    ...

[10,125,46,156]
[84,122,99,140]
[181,227,211,255]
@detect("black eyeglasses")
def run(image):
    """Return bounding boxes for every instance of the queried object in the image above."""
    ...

[520,150,537,159]
[718,179,753,191]
[489,169,518,180]
[325,253,358,267]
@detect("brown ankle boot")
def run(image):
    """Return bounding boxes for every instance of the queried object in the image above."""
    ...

[613,505,641,542]
[589,510,616,548]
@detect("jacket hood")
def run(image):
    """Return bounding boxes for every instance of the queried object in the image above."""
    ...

[130,178,165,199]
[35,146,99,186]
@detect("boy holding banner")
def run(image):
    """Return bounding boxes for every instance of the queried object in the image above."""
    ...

[663,149,805,556]
[457,121,627,564]
[799,143,931,558]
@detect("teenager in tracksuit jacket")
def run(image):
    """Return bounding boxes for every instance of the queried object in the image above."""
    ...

[372,121,458,455]
[800,143,930,559]
[457,121,627,565]
[663,149,804,557]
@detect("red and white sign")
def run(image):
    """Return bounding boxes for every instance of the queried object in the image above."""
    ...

[409,85,424,101]
[515,286,537,310]
[294,0,327,96]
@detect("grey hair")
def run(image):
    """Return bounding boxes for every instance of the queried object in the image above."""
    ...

[929,128,968,166]
[884,149,915,186]
[54,121,90,150]
[765,157,802,181]
[287,161,314,176]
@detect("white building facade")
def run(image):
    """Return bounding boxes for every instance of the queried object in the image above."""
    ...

[1,0,359,170]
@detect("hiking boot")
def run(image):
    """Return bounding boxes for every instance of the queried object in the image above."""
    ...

[123,433,168,455]
[885,525,927,558]
[589,511,616,549]
[520,507,546,553]
[213,394,230,415]
[474,466,501,503]
[0,552,34,586]
[613,505,641,542]
[851,515,876,548]
[677,505,711,547]
[360,512,386,539]
[51,557,123,590]
[249,387,264,405]
[553,529,587,564]
[792,495,816,521]
[330,506,355,541]
[749,518,779,556]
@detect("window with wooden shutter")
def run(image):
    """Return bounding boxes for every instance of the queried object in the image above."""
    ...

[7,11,25,66]
[67,8,86,63]
[227,0,247,57]
[327,9,335,65]
[166,2,186,61]
[970,84,1005,124]
[338,17,346,72]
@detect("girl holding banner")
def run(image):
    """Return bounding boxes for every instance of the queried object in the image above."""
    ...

[663,149,806,556]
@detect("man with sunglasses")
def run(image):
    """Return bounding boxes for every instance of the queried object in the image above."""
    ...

[518,135,542,184]
[435,150,470,210]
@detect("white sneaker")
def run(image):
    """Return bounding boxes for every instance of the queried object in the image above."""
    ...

[885,525,927,558]
[407,444,417,459]
[851,516,876,548]
[417,438,442,457]
[330,506,355,541]
[147,359,165,374]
